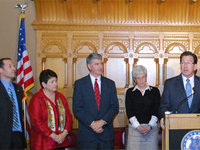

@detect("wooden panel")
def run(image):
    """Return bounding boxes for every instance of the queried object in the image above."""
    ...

[75,58,89,80]
[106,58,126,88]
[137,58,157,86]
[33,0,200,25]
[44,58,67,88]
[166,59,181,79]
[34,30,200,129]
[32,0,200,129]
[164,113,200,149]
[168,115,200,129]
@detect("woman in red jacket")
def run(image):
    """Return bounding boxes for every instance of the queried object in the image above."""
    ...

[29,69,73,150]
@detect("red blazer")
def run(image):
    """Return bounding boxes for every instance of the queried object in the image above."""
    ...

[29,89,73,150]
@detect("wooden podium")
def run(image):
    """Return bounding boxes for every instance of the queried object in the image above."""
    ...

[162,113,200,150]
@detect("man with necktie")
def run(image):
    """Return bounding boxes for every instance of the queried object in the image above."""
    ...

[0,58,26,149]
[160,51,200,129]
[73,53,119,150]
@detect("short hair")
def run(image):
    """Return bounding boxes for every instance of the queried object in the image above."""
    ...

[180,51,197,64]
[132,65,147,79]
[39,69,57,88]
[86,53,102,65]
[0,58,11,68]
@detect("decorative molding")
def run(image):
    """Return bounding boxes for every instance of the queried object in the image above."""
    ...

[163,58,168,84]
[135,42,158,53]
[33,23,200,32]
[72,57,77,85]
[154,58,160,87]
[124,58,129,88]
[104,41,128,54]
[63,58,68,88]
[164,41,189,52]
[103,58,108,77]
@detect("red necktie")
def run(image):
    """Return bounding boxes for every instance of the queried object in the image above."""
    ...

[94,78,101,110]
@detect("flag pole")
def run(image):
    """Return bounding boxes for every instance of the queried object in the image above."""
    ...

[15,3,30,145]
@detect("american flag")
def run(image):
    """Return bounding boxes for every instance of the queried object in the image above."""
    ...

[17,14,34,101]
[16,13,34,139]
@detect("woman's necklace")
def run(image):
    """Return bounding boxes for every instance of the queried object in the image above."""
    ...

[43,89,55,104]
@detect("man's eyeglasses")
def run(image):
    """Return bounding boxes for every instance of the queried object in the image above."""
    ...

[180,61,194,65]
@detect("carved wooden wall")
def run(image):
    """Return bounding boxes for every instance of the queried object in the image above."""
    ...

[33,0,200,129]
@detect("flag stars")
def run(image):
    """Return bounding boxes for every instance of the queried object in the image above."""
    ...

[17,15,34,97]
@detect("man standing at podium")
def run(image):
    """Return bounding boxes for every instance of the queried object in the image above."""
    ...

[160,51,200,129]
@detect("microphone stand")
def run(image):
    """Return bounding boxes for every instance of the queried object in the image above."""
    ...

[175,88,195,113]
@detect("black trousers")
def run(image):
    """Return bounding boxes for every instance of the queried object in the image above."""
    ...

[78,139,114,150]
[10,131,26,150]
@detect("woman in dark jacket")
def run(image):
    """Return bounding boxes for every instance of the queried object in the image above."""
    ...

[125,65,161,150]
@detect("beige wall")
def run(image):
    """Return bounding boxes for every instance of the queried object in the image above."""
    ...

[0,0,36,93]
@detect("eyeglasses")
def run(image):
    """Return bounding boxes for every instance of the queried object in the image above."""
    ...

[135,76,146,80]
[180,61,194,65]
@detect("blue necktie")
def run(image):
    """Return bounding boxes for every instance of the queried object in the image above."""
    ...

[186,79,193,108]
[8,84,20,130]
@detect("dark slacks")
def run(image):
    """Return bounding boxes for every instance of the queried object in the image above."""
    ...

[78,139,114,150]
[10,131,26,150]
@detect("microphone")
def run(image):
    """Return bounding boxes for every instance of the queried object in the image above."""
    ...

[175,87,195,113]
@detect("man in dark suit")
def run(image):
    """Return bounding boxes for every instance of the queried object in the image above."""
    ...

[0,58,26,149]
[160,51,200,128]
[73,53,119,150]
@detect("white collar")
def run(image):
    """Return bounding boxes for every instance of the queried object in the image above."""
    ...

[132,84,152,92]
[90,74,101,81]
[181,74,194,82]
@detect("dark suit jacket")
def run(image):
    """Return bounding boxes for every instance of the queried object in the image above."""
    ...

[159,74,200,118]
[0,81,26,149]
[73,75,119,142]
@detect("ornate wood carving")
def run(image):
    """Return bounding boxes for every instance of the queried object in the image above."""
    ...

[33,0,200,128]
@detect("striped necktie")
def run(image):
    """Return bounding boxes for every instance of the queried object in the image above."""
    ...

[8,84,20,130]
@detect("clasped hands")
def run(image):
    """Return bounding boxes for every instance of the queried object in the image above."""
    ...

[137,125,152,135]
[50,130,68,144]
[90,119,106,134]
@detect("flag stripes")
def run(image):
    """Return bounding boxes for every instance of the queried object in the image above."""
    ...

[16,14,34,102]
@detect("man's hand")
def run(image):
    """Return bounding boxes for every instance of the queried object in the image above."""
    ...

[90,120,106,133]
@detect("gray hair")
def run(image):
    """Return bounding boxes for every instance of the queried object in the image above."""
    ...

[86,53,102,65]
[132,65,147,78]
